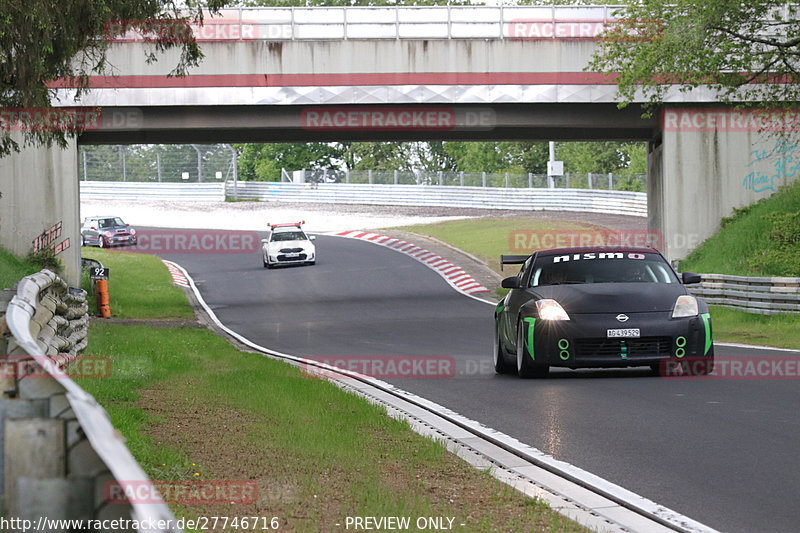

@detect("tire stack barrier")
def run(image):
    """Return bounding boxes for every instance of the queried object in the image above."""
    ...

[1,270,179,531]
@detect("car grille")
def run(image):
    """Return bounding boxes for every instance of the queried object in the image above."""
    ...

[277,253,307,262]
[279,247,303,253]
[574,337,672,357]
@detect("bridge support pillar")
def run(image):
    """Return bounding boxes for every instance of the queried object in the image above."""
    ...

[0,134,80,285]
[650,106,799,264]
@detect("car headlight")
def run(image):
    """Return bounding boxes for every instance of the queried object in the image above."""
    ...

[672,295,698,318]
[103,231,115,237]
[536,299,570,321]
[129,228,136,235]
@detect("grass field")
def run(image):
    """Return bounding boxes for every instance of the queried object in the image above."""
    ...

[398,217,602,275]
[77,248,587,532]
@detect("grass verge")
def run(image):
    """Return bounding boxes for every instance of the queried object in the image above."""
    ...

[679,180,800,276]
[81,247,193,319]
[77,248,588,532]
[397,217,601,275]
[0,247,41,289]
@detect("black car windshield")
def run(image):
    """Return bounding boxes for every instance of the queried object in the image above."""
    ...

[529,252,678,286]
[98,217,125,228]
[271,230,306,242]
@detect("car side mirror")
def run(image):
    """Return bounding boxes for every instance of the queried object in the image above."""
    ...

[260,239,268,244]
[681,272,702,284]
[310,235,316,241]
[501,276,521,289]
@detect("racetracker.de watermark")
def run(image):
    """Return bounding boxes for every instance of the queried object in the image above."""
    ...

[300,107,495,131]
[508,229,663,252]
[661,356,800,380]
[104,480,258,505]
[662,108,800,133]
[115,229,260,255]
[105,18,293,42]
[0,355,111,380]
[301,356,457,380]
[0,108,143,131]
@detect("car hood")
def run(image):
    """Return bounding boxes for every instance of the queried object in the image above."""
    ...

[526,283,688,314]
[266,240,313,250]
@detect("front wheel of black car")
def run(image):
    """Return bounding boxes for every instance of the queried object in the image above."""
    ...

[493,324,512,374]
[516,321,549,379]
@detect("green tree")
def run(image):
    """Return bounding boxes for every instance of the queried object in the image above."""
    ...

[235,143,345,181]
[588,1,800,111]
[1,0,225,157]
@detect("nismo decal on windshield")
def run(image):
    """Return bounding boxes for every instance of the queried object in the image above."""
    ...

[551,252,647,263]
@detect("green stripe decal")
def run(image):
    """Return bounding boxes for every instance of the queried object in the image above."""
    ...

[523,317,536,360]
[700,313,712,355]
[496,304,505,314]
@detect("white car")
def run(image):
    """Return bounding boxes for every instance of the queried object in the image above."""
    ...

[261,222,316,268]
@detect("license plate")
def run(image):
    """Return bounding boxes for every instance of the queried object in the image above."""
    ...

[607,328,640,338]
[285,253,300,258]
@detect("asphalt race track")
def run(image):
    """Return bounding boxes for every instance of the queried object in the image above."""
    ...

[158,231,800,533]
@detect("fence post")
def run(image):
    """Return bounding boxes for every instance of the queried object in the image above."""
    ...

[345,170,350,184]
[368,169,373,184]
[528,173,532,188]
[588,173,593,189]
[505,172,509,188]
[482,172,487,187]
[608,172,613,189]
[394,170,398,184]
[566,174,570,188]
[459,171,464,186]
[438,171,443,186]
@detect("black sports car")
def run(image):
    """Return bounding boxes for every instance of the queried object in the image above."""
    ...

[494,247,713,378]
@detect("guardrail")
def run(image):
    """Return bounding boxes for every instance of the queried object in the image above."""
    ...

[688,274,800,315]
[227,181,648,217]
[1,271,178,530]
[80,182,225,202]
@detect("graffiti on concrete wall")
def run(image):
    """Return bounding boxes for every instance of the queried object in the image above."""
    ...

[742,138,800,193]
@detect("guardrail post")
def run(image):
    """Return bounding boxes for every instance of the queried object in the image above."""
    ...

[438,171,443,186]
[394,170,398,185]
[528,173,533,188]
[588,173,593,189]
[368,170,373,184]
[459,171,464,186]
[608,172,613,190]
[504,172,509,188]
[482,172,486,187]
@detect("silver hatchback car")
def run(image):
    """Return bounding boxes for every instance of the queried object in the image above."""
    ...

[81,215,138,248]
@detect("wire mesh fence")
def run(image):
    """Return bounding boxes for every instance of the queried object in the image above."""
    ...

[301,169,646,191]
[80,145,646,191]
[80,145,236,183]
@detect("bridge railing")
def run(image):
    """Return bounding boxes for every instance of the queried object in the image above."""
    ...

[112,5,627,42]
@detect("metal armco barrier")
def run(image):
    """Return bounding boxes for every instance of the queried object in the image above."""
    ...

[688,274,800,315]
[80,181,225,202]
[1,271,179,531]
[227,182,648,217]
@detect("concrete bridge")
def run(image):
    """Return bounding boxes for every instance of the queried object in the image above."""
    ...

[2,5,797,282]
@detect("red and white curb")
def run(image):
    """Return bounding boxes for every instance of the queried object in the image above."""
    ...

[163,260,189,287]
[334,231,490,296]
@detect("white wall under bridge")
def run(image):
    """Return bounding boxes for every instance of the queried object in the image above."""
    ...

[0,134,80,285]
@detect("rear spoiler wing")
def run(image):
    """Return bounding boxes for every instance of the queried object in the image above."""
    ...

[500,255,529,271]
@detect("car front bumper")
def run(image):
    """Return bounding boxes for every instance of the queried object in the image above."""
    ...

[520,311,713,368]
